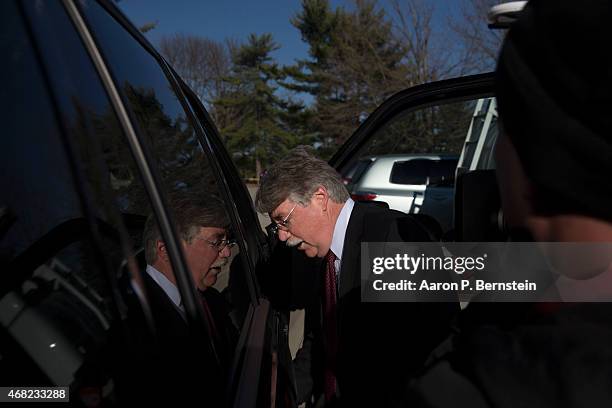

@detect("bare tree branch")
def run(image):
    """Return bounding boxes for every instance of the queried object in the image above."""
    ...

[449,0,505,73]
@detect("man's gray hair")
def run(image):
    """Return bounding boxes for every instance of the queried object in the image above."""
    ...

[255,145,349,214]
[143,195,229,265]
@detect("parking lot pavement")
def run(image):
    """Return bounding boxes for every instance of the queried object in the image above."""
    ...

[247,183,305,359]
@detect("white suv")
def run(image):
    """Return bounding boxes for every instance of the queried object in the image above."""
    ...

[346,154,458,233]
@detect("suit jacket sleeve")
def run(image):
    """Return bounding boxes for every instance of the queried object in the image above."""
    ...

[292,328,315,404]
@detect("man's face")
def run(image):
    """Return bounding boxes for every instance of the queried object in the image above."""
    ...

[181,226,231,291]
[270,195,333,258]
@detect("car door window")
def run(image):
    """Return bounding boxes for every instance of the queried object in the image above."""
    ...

[1,0,261,406]
[75,0,255,326]
[78,2,295,403]
[390,159,431,185]
[339,96,498,234]
[359,100,477,157]
[77,0,278,404]
[0,1,159,403]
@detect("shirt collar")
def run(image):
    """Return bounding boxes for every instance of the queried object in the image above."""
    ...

[146,264,183,311]
[330,198,355,262]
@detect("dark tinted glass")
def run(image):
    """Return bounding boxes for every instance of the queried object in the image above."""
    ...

[430,159,459,178]
[77,0,220,197]
[0,1,154,403]
[390,159,431,185]
[0,1,82,264]
[76,1,253,404]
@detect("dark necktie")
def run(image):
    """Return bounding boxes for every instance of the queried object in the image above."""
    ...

[200,294,223,359]
[323,250,338,402]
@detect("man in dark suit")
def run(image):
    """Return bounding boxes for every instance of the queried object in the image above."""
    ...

[255,147,458,406]
[140,196,237,403]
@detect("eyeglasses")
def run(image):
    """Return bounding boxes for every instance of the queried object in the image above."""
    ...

[198,237,237,252]
[270,204,297,236]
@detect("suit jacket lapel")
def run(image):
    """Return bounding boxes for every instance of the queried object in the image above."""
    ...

[338,202,366,298]
[143,272,187,324]
[336,202,369,335]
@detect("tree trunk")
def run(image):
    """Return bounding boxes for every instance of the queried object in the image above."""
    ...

[256,157,262,183]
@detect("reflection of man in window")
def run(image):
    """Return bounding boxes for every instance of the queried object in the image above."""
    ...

[141,196,237,393]
[143,196,233,297]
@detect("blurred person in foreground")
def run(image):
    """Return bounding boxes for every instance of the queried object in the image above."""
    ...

[394,0,612,406]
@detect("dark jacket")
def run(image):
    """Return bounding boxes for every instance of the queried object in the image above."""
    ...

[294,202,459,406]
[140,271,227,406]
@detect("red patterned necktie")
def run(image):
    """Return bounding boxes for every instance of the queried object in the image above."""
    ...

[323,250,338,402]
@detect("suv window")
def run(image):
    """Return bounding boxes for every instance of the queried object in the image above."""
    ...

[0,2,82,264]
[390,159,458,185]
[78,0,249,396]
[1,0,251,405]
[390,159,431,185]
[1,1,155,400]
[79,0,221,200]
[76,0,252,330]
[338,96,495,234]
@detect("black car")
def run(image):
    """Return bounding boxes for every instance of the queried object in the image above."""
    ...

[1,0,503,406]
[0,0,296,406]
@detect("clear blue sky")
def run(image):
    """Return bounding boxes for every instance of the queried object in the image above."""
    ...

[117,0,462,67]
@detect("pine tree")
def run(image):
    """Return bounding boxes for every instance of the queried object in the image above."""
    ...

[289,0,410,158]
[216,34,298,179]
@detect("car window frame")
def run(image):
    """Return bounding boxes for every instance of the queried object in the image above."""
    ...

[329,73,495,173]
[63,1,278,405]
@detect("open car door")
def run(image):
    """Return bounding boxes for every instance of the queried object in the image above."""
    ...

[329,73,505,242]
